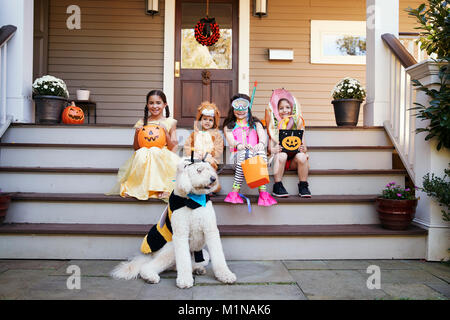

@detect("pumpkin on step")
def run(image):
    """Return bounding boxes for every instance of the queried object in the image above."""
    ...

[62,101,85,124]
[138,123,167,148]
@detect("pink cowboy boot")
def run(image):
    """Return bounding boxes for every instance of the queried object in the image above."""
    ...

[224,191,244,204]
[258,191,277,207]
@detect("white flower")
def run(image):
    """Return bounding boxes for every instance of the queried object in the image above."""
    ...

[348,89,354,93]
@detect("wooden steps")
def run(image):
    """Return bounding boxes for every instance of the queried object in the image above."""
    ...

[0,222,427,236]
[6,192,380,203]
[0,124,425,260]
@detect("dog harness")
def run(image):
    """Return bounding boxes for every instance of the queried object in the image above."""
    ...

[140,191,211,263]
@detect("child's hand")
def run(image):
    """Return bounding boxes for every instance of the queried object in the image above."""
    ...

[254,142,266,152]
[271,144,282,154]
[299,145,307,153]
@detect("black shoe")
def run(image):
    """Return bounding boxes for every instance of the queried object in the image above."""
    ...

[272,181,289,198]
[298,181,311,198]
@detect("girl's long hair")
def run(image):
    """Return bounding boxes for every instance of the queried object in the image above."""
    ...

[144,89,170,126]
[222,93,261,130]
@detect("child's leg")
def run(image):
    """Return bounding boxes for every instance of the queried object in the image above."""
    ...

[293,152,309,181]
[273,152,288,183]
[232,150,246,192]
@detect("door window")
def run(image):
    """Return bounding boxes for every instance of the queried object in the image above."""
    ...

[181,3,232,69]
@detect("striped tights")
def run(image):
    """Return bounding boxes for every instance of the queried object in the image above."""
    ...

[232,149,268,191]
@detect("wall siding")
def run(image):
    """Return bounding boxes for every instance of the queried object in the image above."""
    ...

[47,0,165,124]
[249,0,423,125]
[47,0,422,125]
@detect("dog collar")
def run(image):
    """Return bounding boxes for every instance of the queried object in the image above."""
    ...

[187,193,207,207]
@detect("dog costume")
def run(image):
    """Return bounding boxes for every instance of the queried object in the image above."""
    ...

[140,191,208,263]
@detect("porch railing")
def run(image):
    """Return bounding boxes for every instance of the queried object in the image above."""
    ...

[382,33,418,183]
[0,25,17,137]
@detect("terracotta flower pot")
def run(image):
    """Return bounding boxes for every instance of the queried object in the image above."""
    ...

[0,195,11,224]
[375,198,418,230]
[331,99,362,126]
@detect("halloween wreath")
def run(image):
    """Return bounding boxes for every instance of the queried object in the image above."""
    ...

[194,17,220,46]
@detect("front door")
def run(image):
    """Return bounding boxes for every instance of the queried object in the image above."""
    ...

[175,0,238,127]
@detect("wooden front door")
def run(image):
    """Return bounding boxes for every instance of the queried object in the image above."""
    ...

[175,0,238,127]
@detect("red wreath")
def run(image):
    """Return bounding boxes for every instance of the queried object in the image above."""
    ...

[194,17,220,46]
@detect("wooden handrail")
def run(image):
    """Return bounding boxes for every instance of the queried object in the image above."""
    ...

[0,25,17,47]
[382,33,417,68]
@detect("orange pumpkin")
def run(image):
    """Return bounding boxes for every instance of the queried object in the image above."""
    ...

[137,124,167,148]
[62,101,85,124]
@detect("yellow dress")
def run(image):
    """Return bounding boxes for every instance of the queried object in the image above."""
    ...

[111,118,181,201]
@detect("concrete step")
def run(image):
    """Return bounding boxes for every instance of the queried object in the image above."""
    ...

[0,223,427,260]
[0,167,406,195]
[5,193,381,226]
[0,143,394,170]
[3,124,392,147]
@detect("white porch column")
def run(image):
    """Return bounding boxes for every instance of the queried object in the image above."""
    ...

[0,0,34,123]
[364,0,398,126]
[163,0,175,115]
[407,61,450,261]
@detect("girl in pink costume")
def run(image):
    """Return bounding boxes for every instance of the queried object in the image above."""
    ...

[222,93,277,207]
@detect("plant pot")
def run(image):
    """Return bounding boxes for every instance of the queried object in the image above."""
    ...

[76,89,90,101]
[34,95,68,124]
[375,198,418,230]
[0,195,11,224]
[331,99,362,127]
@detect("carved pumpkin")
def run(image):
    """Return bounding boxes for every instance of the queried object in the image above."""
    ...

[281,135,302,151]
[138,124,167,148]
[62,101,85,124]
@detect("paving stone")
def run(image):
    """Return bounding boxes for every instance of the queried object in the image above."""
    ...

[323,260,376,270]
[0,259,67,271]
[137,278,193,300]
[290,270,387,300]
[193,284,306,300]
[195,261,294,284]
[365,269,448,285]
[414,262,450,283]
[21,275,144,300]
[283,260,329,270]
[50,260,123,277]
[0,269,52,300]
[426,283,450,299]
[381,283,447,300]
[365,260,420,270]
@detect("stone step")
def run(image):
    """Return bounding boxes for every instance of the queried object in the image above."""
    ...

[3,124,392,147]
[4,192,382,225]
[0,167,406,195]
[0,222,427,260]
[0,143,394,170]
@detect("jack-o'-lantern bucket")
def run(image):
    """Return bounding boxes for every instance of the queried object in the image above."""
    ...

[241,151,269,189]
[137,123,167,148]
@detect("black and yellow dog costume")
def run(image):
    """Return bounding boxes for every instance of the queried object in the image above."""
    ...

[140,191,209,263]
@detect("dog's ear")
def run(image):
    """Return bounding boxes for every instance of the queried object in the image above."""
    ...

[174,162,192,197]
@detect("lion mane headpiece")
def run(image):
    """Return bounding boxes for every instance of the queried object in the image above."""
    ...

[195,101,221,129]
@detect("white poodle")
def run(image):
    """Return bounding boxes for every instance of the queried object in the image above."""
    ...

[111,158,236,289]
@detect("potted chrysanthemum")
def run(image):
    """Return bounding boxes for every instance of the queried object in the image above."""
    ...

[331,77,366,126]
[32,75,69,124]
[375,182,419,230]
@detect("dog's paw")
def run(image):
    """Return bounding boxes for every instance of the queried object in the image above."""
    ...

[140,270,160,284]
[176,276,194,289]
[215,269,237,284]
[193,266,206,275]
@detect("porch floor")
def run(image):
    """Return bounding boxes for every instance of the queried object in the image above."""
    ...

[0,258,448,300]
